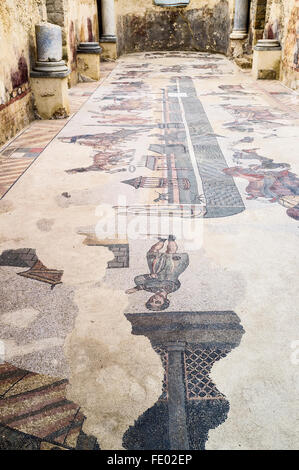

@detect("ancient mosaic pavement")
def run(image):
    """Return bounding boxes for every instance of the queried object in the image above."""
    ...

[0,52,298,450]
[0,67,113,200]
[0,363,99,450]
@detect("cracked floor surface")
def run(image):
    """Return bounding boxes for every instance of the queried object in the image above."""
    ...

[0,52,298,450]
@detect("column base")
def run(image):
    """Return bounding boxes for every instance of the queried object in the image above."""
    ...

[77,53,101,81]
[230,30,248,40]
[252,40,282,80]
[77,42,102,54]
[77,43,102,81]
[99,41,117,61]
[100,34,117,43]
[30,76,70,120]
[31,61,69,78]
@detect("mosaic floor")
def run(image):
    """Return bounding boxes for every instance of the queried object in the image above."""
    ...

[0,63,115,200]
[0,52,298,450]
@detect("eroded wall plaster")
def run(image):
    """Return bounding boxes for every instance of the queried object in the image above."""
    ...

[115,0,235,55]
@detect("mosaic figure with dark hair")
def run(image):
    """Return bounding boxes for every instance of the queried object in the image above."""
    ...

[126,236,189,311]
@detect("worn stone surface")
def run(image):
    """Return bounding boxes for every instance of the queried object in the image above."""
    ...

[236,0,299,90]
[0,52,298,450]
[252,46,282,79]
[116,0,233,55]
[280,0,299,89]
[77,53,101,81]
[30,76,70,119]
[35,22,63,62]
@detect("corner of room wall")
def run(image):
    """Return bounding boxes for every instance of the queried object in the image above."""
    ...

[0,0,101,148]
[229,0,299,91]
[0,0,47,147]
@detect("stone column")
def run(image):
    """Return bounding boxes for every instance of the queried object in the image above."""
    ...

[230,0,250,40]
[100,0,116,42]
[30,23,70,120]
[100,0,117,60]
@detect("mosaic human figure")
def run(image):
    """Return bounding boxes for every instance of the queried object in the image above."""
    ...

[224,166,299,221]
[126,236,189,311]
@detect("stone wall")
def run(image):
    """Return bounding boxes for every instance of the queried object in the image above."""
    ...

[115,0,235,55]
[0,0,99,147]
[0,0,47,146]
[230,0,299,90]
[253,0,267,43]
[253,0,299,89]
[264,0,283,40]
[229,1,267,61]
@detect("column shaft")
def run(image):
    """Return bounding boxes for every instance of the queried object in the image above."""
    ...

[230,0,250,39]
[101,0,116,42]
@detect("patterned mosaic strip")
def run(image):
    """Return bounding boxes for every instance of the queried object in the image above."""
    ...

[0,363,99,450]
[0,67,115,200]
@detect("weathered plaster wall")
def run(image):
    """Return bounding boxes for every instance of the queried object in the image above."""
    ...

[230,0,299,90]
[264,0,283,40]
[257,0,299,89]
[115,0,235,55]
[280,0,299,89]
[0,0,47,146]
[0,0,100,147]
[65,0,99,86]
[46,0,99,86]
[230,0,268,61]
[252,0,267,43]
